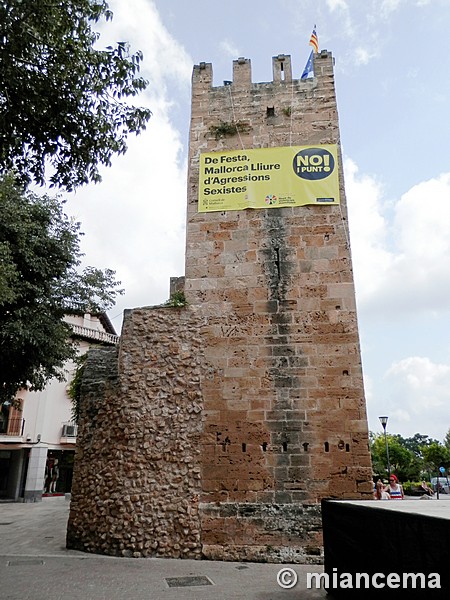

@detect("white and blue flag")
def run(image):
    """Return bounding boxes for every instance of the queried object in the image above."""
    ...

[301,50,314,80]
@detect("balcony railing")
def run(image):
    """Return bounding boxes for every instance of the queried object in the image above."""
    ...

[0,417,25,436]
[70,324,119,345]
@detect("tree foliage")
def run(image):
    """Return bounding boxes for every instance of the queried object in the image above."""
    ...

[421,443,450,473]
[0,0,151,190]
[371,433,419,482]
[370,431,450,482]
[0,175,123,402]
[444,428,450,452]
[400,432,439,457]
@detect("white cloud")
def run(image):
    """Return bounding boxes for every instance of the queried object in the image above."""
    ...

[64,0,192,331]
[326,0,349,10]
[381,174,450,313]
[220,39,240,58]
[354,46,378,65]
[383,356,450,439]
[394,174,450,259]
[380,0,403,17]
[344,158,393,306]
[346,161,450,317]
[325,0,353,39]
[99,0,192,91]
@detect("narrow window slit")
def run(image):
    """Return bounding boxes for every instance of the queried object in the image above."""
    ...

[242,443,247,452]
[324,441,329,452]
[274,247,281,279]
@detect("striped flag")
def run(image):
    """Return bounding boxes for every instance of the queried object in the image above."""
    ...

[309,27,319,53]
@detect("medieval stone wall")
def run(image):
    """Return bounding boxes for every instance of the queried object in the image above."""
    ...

[186,52,372,559]
[67,52,373,563]
[67,307,204,558]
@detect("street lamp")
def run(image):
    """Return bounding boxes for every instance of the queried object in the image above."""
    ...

[379,416,391,479]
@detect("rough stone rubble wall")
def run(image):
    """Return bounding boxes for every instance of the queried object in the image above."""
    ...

[67,304,324,563]
[67,308,204,558]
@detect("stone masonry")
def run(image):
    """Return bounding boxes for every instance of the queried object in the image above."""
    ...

[186,52,372,561]
[67,52,373,563]
[67,308,204,558]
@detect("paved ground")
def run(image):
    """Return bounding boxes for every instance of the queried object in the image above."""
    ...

[0,497,326,600]
[3,496,447,599]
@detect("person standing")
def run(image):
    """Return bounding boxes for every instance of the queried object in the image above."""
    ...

[44,457,54,494]
[50,459,59,493]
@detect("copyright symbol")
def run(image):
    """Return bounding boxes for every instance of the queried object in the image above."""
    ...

[277,567,298,589]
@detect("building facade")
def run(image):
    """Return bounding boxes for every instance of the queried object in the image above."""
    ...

[0,311,119,502]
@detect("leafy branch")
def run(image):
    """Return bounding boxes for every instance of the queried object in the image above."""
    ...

[164,291,187,308]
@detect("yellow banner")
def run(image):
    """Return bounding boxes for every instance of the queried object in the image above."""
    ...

[198,144,340,212]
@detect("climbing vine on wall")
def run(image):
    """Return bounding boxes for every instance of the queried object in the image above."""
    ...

[68,354,87,424]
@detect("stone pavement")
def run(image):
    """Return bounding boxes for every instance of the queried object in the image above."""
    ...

[0,497,326,600]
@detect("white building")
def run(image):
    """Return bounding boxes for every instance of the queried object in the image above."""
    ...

[0,311,119,502]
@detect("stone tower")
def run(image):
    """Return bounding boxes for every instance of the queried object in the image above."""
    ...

[184,52,372,560]
[67,52,372,563]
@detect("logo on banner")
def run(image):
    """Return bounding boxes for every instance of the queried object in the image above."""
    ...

[293,147,335,181]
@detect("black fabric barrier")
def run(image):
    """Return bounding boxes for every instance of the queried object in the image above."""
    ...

[321,499,449,598]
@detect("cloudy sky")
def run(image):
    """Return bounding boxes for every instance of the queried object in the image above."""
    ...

[65,0,450,442]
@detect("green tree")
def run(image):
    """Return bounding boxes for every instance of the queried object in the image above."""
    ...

[370,433,419,481]
[400,433,439,458]
[421,442,450,475]
[0,0,151,190]
[444,428,450,452]
[369,431,386,478]
[0,175,123,403]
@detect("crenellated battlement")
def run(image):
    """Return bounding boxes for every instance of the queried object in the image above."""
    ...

[192,51,333,90]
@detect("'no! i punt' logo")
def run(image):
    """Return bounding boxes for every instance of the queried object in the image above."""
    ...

[292,147,335,180]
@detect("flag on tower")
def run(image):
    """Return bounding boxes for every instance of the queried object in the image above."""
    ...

[301,50,314,80]
[309,26,319,53]
[301,27,318,80]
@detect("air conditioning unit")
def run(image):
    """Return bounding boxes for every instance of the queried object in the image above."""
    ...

[62,424,77,437]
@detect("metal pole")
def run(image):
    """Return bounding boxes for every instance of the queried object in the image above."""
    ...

[384,429,391,479]
[379,417,391,480]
